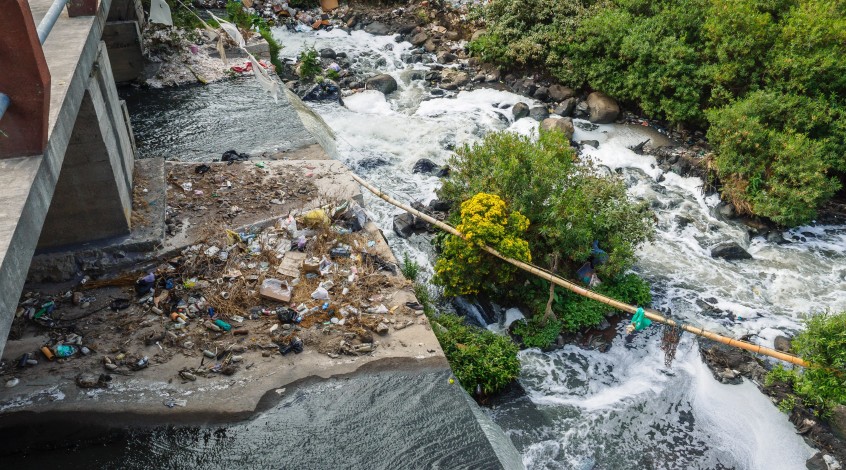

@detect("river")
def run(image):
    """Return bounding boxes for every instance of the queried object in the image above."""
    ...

[120,26,846,469]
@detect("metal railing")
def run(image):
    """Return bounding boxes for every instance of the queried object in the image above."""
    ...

[0,0,71,125]
[36,0,71,44]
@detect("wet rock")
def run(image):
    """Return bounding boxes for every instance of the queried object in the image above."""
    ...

[529,106,550,121]
[548,84,575,101]
[423,39,438,53]
[301,80,341,102]
[774,335,792,353]
[512,78,536,96]
[512,102,530,120]
[428,199,451,212]
[440,70,469,90]
[580,140,600,148]
[357,157,391,170]
[767,231,787,244]
[540,117,574,140]
[413,158,441,175]
[574,100,589,119]
[365,74,397,95]
[393,213,415,238]
[717,202,735,218]
[533,86,549,102]
[436,51,458,64]
[806,453,827,470]
[716,368,742,385]
[364,22,390,35]
[710,242,752,260]
[319,48,336,59]
[831,405,846,440]
[586,92,620,124]
[410,32,428,46]
[554,97,577,117]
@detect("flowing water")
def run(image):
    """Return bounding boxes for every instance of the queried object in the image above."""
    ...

[117,27,846,469]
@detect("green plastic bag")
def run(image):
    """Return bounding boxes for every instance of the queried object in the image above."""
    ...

[632,307,652,331]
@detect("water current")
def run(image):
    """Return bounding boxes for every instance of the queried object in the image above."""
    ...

[120,26,846,469]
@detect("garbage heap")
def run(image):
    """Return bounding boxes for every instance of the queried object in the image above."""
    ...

[6,200,426,390]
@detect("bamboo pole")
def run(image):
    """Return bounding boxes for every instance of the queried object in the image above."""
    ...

[350,173,809,368]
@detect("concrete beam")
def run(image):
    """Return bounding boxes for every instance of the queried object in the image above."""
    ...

[103,20,144,83]
[39,43,133,249]
[0,0,113,358]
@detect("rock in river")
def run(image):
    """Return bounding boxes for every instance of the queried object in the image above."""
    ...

[540,117,574,140]
[710,241,752,260]
[365,74,397,95]
[512,102,529,120]
[586,91,620,124]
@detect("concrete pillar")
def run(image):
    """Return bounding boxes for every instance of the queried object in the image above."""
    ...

[37,42,133,249]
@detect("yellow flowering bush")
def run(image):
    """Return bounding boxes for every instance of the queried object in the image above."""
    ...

[434,193,531,296]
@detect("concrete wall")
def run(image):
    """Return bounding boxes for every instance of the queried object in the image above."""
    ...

[38,42,134,249]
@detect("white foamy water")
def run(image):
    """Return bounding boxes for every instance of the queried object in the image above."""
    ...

[272,26,844,469]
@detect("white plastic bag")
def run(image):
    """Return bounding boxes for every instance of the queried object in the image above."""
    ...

[150,0,173,26]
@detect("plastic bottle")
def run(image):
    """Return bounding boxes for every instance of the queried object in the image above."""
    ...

[54,345,78,358]
[213,319,232,332]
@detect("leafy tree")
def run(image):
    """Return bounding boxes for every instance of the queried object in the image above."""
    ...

[438,130,653,279]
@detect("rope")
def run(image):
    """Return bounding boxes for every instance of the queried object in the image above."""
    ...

[348,171,810,368]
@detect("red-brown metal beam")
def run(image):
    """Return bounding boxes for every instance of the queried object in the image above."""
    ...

[0,0,51,158]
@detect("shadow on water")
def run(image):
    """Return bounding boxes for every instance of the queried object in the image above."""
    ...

[0,370,521,469]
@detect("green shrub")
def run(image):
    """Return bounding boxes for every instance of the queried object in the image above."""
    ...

[401,252,420,281]
[438,130,653,280]
[512,316,563,349]
[471,0,846,225]
[766,311,846,417]
[430,313,521,395]
[520,273,652,332]
[433,192,532,297]
[706,91,843,225]
[297,48,321,82]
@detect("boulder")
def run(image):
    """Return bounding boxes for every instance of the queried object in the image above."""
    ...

[393,213,415,238]
[423,39,438,53]
[364,22,390,35]
[586,92,620,124]
[774,335,792,353]
[574,99,589,118]
[540,117,574,140]
[529,106,550,121]
[428,199,451,212]
[579,140,600,148]
[831,405,846,440]
[413,158,441,174]
[410,32,428,46]
[533,86,549,102]
[513,78,537,96]
[548,84,575,101]
[365,74,397,95]
[512,102,530,120]
[554,97,577,117]
[710,242,753,260]
[436,51,458,64]
[440,70,469,90]
[319,48,336,59]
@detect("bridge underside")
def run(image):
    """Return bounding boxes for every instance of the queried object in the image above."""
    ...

[0,0,135,356]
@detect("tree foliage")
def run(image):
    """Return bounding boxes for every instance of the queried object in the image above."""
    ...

[766,311,846,416]
[470,0,846,225]
[438,130,653,280]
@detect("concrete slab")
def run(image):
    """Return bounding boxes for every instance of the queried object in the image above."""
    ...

[0,0,113,357]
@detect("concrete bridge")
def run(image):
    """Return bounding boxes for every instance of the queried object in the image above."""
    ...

[0,0,145,356]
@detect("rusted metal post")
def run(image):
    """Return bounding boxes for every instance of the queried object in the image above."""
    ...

[67,0,99,16]
[0,0,51,158]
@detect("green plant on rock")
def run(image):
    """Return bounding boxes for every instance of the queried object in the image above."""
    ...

[433,192,531,297]
[401,252,420,281]
[297,47,321,83]
[765,311,846,417]
[429,312,521,396]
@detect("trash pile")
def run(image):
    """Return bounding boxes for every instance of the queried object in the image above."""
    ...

[4,198,425,392]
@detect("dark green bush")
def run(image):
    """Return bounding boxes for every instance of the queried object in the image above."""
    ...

[430,313,521,395]
[765,311,846,417]
[438,129,654,280]
[512,316,563,349]
[470,0,846,226]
